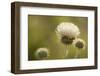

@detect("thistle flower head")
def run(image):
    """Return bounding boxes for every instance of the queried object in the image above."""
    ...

[56,22,80,45]
[56,22,80,38]
[73,38,86,49]
[35,48,49,60]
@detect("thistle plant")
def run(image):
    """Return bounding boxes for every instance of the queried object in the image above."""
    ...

[56,22,80,58]
[35,48,50,60]
[34,22,86,60]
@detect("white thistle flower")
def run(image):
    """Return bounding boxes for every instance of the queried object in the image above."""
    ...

[35,48,49,60]
[73,38,86,49]
[56,22,80,44]
[56,22,80,38]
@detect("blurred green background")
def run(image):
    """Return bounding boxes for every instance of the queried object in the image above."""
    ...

[28,15,88,61]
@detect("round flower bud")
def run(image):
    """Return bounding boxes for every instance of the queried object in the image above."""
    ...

[73,38,86,49]
[35,48,49,60]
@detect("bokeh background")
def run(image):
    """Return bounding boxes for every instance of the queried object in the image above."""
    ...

[28,15,88,60]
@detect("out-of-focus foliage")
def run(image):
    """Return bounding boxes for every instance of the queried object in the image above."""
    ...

[28,15,88,60]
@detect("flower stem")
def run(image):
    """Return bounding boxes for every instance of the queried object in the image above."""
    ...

[74,49,79,58]
[65,45,70,58]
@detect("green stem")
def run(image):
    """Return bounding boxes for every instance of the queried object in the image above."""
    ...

[65,45,70,58]
[74,49,79,58]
